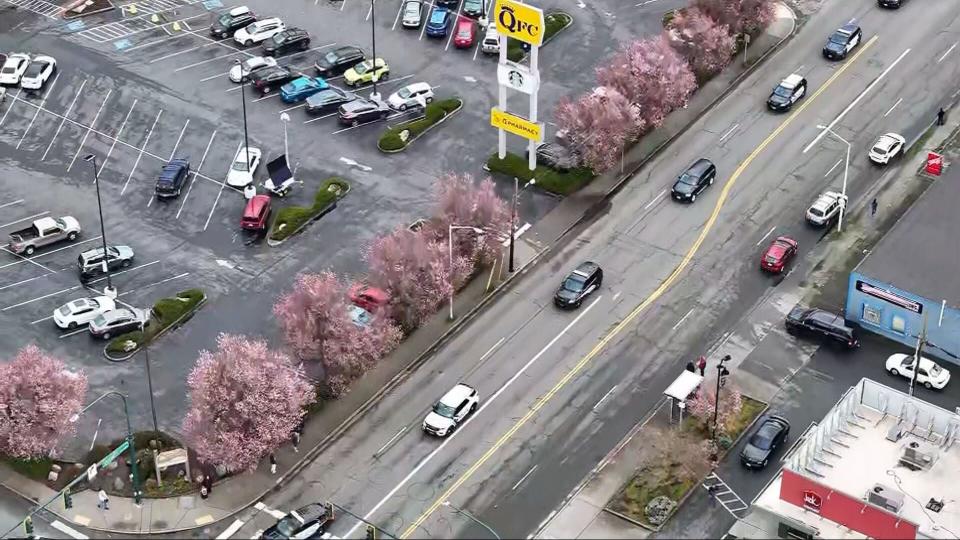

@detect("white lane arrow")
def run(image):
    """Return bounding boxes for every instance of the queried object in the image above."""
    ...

[338,156,373,172]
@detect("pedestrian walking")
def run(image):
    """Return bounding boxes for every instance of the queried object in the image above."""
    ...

[270,454,277,475]
[203,472,213,495]
[697,355,707,376]
[707,484,719,507]
[200,484,209,499]
[292,429,301,453]
[938,107,946,126]
[685,361,695,373]
[871,198,878,217]
[97,489,109,510]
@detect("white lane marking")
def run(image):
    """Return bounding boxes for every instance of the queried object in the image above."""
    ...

[644,189,667,210]
[672,308,695,330]
[176,130,217,219]
[511,465,538,490]
[67,89,113,172]
[883,97,902,118]
[59,326,90,339]
[479,337,506,362]
[169,47,247,71]
[938,42,957,63]
[365,0,376,20]
[338,156,372,172]
[612,291,621,302]
[500,222,531,247]
[304,111,338,124]
[0,272,57,293]
[204,141,242,231]
[0,237,100,271]
[592,386,617,411]
[392,0,404,30]
[0,211,50,230]
[216,519,245,539]
[201,70,231,82]
[823,159,842,177]
[803,47,911,154]
[121,109,163,195]
[124,32,191,52]
[254,502,287,520]
[99,98,138,177]
[375,426,408,457]
[51,520,88,539]
[40,79,87,161]
[0,88,22,127]
[718,123,739,143]
[444,2,464,51]
[755,226,776,246]
[169,119,191,161]
[2,260,159,311]
[342,296,603,538]
[280,102,307,113]
[0,199,24,210]
[17,71,60,149]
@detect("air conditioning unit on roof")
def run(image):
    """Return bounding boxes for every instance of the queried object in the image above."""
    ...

[867,483,905,513]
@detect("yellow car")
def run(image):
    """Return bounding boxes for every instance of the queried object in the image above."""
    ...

[343,58,390,87]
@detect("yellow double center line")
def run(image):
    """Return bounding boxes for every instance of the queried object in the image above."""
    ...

[402,35,879,539]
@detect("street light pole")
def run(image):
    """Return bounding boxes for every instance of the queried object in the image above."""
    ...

[449,225,484,320]
[442,501,500,540]
[909,312,929,397]
[816,125,851,232]
[370,0,379,100]
[141,320,159,435]
[72,391,143,505]
[509,178,535,273]
[83,154,116,298]
[712,355,731,441]
[236,59,251,174]
[280,112,290,167]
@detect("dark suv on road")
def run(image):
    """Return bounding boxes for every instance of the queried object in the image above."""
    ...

[262,28,310,56]
[785,307,859,349]
[155,157,190,199]
[671,158,716,203]
[554,261,603,309]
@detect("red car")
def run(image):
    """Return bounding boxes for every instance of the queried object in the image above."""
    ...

[348,284,390,313]
[241,194,272,231]
[453,17,476,48]
[760,236,798,273]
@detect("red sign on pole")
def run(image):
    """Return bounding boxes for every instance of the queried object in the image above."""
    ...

[927,152,943,176]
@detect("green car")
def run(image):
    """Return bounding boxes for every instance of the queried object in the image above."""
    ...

[343,58,390,87]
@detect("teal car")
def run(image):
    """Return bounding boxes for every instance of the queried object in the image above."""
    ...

[280,76,329,103]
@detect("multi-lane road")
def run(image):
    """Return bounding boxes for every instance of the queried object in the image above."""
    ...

[218,0,960,538]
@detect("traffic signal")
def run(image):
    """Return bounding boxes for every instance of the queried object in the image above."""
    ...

[719,366,730,387]
[64,490,73,509]
[24,516,33,537]
[365,525,377,540]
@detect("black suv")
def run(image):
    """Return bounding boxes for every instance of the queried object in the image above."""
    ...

[209,6,256,39]
[554,261,602,309]
[878,0,906,7]
[785,307,859,349]
[671,158,716,203]
[314,46,366,77]
[338,98,391,126]
[822,22,862,60]
[155,157,190,199]
[767,74,807,112]
[250,66,300,95]
[305,87,357,114]
[262,28,310,57]
[740,414,790,469]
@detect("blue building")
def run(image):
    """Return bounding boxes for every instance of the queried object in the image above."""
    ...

[845,166,960,365]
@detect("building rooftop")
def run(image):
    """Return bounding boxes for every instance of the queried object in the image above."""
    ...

[855,165,960,306]
[752,378,960,540]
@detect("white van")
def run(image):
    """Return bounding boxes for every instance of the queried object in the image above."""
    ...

[481,25,500,54]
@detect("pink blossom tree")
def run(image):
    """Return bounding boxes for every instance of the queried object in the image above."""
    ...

[668,7,735,80]
[320,303,402,397]
[687,387,743,435]
[596,36,697,128]
[693,0,775,36]
[554,86,644,172]
[274,272,345,361]
[0,346,87,459]
[182,334,313,472]
[429,174,510,266]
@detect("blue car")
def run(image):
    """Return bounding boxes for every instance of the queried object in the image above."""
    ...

[425,7,451,37]
[280,76,329,103]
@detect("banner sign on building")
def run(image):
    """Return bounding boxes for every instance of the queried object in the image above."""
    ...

[493,0,545,47]
[490,108,542,142]
[856,280,923,313]
[497,61,539,95]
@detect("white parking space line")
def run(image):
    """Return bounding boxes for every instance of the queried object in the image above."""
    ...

[251,93,275,103]
[17,71,60,149]
[1,283,77,311]
[99,99,138,177]
[0,88,22,127]
[204,141,241,231]
[0,272,59,293]
[444,1,465,51]
[938,42,957,64]
[341,0,347,11]
[824,159,842,177]
[200,71,230,82]
[883,97,902,118]
[304,111,338,124]
[175,130,217,219]
[171,48,248,72]
[169,119,191,160]
[0,252,50,275]
[0,211,49,230]
[0,199,24,210]
[365,0,376,20]
[150,39,226,64]
[756,226,776,246]
[225,82,252,94]
[122,109,163,195]
[279,102,307,113]
[67,89,113,172]
[40,79,87,162]
[58,326,90,339]
[124,32,193,53]
[362,73,414,93]
[392,0,404,30]
[0,236,101,273]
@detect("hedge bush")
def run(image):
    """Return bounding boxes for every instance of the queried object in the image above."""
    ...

[507,12,572,61]
[106,289,206,353]
[486,152,595,196]
[379,98,462,151]
[269,178,350,242]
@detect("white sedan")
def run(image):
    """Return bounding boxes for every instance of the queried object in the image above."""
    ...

[228,55,277,83]
[53,296,116,330]
[20,55,56,91]
[0,53,31,86]
[226,146,262,187]
[885,353,951,390]
[868,132,906,165]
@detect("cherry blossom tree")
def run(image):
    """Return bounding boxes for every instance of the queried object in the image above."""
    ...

[693,0,775,36]
[0,346,87,459]
[182,334,313,472]
[274,272,345,361]
[687,387,743,435]
[554,86,644,172]
[320,302,402,397]
[668,7,735,80]
[429,173,510,266]
[596,36,697,128]
[647,427,715,482]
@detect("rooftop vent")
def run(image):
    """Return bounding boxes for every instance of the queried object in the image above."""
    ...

[900,439,939,471]
[867,483,905,513]
[926,498,945,513]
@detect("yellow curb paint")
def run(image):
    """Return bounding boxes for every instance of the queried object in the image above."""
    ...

[195,514,215,525]
[72,515,91,526]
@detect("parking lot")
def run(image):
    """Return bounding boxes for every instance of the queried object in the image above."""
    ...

[0,0,679,442]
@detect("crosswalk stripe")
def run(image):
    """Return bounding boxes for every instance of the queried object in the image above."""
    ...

[52,520,89,539]
[216,518,245,539]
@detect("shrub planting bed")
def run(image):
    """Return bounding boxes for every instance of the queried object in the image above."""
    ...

[105,289,206,356]
[486,152,595,196]
[378,98,463,152]
[268,178,350,243]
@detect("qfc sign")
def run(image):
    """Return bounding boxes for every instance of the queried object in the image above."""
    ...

[493,0,545,47]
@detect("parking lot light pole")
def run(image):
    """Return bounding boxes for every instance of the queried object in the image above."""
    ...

[370,0,379,101]
[83,154,116,298]
[449,225,484,320]
[712,355,732,441]
[70,391,143,505]
[816,124,851,232]
[236,59,251,173]
[442,501,500,540]
[509,178,536,273]
[279,112,291,167]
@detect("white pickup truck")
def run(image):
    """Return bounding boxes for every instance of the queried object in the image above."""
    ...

[8,216,81,255]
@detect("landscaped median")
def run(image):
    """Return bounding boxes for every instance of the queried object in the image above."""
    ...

[104,289,206,360]
[506,11,573,62]
[267,177,350,245]
[378,98,463,153]
[486,152,595,196]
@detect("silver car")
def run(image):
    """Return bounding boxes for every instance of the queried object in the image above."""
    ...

[805,191,845,227]
[402,0,423,28]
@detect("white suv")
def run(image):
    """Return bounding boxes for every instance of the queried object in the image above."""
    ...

[805,191,846,227]
[234,18,285,46]
[422,383,479,437]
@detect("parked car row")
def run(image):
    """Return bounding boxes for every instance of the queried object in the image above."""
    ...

[0,52,56,91]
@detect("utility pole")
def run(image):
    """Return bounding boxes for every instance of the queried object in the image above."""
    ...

[712,355,731,440]
[909,312,929,397]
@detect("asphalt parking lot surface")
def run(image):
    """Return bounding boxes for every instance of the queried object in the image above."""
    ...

[0,0,680,446]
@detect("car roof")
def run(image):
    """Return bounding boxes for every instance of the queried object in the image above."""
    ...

[334,45,363,56]
[781,74,803,88]
[572,261,600,277]
[401,82,431,93]
[103,308,135,321]
[457,17,473,27]
[440,383,475,406]
[293,503,326,521]
[811,192,841,209]
[159,161,187,179]
[244,194,271,214]
[686,158,713,175]
[228,5,251,16]
[431,7,449,20]
[839,22,859,34]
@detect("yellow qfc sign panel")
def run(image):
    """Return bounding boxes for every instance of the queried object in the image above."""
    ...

[491,108,542,141]
[493,0,545,47]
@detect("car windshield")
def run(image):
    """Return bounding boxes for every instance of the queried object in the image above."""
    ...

[273,35,286,44]
[433,402,457,418]
[354,61,370,75]
[749,431,774,450]
[829,32,847,45]
[773,86,792,97]
[398,87,413,99]
[23,64,42,77]
[930,364,943,376]
[231,157,250,171]
[458,29,470,37]
[809,207,824,217]
[58,305,71,316]
[678,173,697,185]
[274,515,301,537]
[91,315,106,326]
[217,14,233,25]
[405,3,418,12]
[244,22,259,32]
[562,275,586,292]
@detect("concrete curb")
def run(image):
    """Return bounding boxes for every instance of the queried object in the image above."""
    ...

[103,295,207,362]
[266,182,350,247]
[377,99,464,153]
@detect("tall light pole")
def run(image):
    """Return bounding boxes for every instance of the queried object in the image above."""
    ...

[369,0,379,100]
[816,124,851,232]
[509,178,535,272]
[236,59,251,174]
[442,501,500,540]
[909,312,929,397]
[449,225,484,320]
[140,319,159,435]
[70,391,143,505]
[712,354,731,441]
[280,112,290,167]
[83,154,116,298]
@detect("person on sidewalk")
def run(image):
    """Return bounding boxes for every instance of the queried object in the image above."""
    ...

[270,454,277,475]
[871,198,878,217]
[938,107,946,126]
[697,355,707,376]
[200,484,209,499]
[97,489,109,510]
[291,427,301,453]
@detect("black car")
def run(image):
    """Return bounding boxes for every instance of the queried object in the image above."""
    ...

[262,28,311,57]
[740,414,790,469]
[533,142,580,172]
[436,0,459,6]
[260,503,334,540]
[305,87,357,114]
[767,74,807,112]
[315,46,366,77]
[209,6,257,39]
[250,66,300,94]
[554,261,602,309]
[671,158,716,203]
[338,98,391,126]
[822,22,862,60]
[155,157,190,199]
[785,307,859,349]
[878,0,906,7]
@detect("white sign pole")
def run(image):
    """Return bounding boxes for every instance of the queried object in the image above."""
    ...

[497,35,508,159]
[528,45,539,171]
